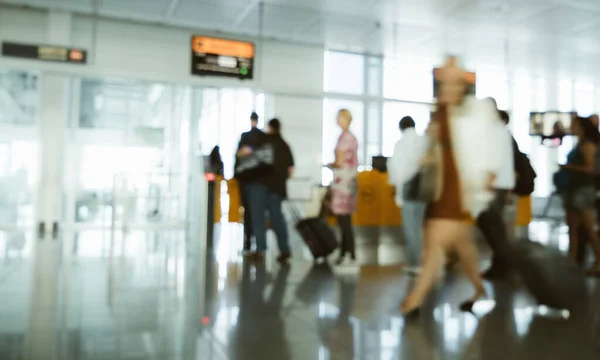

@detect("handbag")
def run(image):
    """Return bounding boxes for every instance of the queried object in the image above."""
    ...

[553,168,570,192]
[403,139,439,203]
[234,142,274,181]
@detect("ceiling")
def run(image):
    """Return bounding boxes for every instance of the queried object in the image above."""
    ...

[2,0,600,77]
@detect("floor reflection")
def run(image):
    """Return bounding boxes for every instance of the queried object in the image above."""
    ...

[0,221,599,359]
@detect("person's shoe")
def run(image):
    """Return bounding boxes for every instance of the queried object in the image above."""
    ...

[277,253,291,265]
[459,287,487,313]
[482,265,508,280]
[401,296,421,318]
[335,256,345,266]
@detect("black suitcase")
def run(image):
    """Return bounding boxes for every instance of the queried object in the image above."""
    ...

[507,240,589,315]
[296,217,338,259]
[289,200,338,260]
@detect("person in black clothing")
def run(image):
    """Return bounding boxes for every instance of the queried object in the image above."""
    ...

[235,112,268,256]
[208,145,224,176]
[265,118,295,264]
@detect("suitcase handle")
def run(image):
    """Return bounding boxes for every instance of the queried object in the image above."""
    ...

[287,187,331,222]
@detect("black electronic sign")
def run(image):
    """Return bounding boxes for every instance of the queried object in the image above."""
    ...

[2,42,87,64]
[191,36,254,80]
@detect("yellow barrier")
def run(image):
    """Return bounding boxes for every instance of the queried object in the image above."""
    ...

[227,178,242,223]
[214,176,223,224]
[221,170,532,227]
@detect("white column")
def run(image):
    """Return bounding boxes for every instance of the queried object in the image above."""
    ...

[25,10,72,360]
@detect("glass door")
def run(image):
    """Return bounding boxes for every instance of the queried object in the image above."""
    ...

[0,69,41,359]
[63,78,193,257]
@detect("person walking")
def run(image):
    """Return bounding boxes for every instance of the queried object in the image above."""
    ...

[328,109,359,267]
[388,116,428,275]
[561,115,600,275]
[264,118,295,264]
[401,56,505,315]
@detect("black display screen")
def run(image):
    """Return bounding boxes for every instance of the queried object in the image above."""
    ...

[2,42,87,64]
[191,36,254,79]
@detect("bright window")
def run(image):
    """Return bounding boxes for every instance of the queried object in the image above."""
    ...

[574,82,594,117]
[476,70,509,110]
[382,102,431,157]
[383,60,433,102]
[323,51,365,95]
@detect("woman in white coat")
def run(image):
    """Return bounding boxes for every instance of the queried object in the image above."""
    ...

[401,57,504,315]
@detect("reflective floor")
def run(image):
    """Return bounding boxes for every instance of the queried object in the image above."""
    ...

[0,221,599,359]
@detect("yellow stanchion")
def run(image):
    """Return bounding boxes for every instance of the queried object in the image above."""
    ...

[515,195,532,226]
[227,178,242,223]
[214,176,223,224]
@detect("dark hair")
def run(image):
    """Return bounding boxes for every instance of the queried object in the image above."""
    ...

[399,116,415,131]
[499,110,509,125]
[250,112,259,121]
[268,118,281,133]
[575,116,600,143]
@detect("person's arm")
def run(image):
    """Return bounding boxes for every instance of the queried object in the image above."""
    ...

[286,143,295,178]
[480,101,502,189]
[562,143,596,173]
[328,135,346,169]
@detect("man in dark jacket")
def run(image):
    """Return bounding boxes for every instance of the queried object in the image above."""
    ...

[235,112,268,255]
[265,118,295,264]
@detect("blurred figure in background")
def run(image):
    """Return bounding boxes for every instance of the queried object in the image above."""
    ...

[401,56,504,315]
[265,118,295,264]
[562,115,600,275]
[235,112,269,259]
[477,102,515,279]
[328,109,359,267]
[208,145,224,176]
[388,116,428,275]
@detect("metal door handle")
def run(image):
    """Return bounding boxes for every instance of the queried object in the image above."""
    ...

[38,222,45,240]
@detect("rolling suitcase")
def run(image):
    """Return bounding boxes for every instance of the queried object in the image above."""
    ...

[289,200,338,260]
[506,240,589,315]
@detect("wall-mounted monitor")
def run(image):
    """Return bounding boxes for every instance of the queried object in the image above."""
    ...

[2,41,87,64]
[529,111,576,137]
[529,111,577,146]
[433,68,476,98]
[191,36,254,80]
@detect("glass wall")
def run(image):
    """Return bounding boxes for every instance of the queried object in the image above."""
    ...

[70,78,191,233]
[324,49,600,196]
[0,70,39,229]
[197,88,266,179]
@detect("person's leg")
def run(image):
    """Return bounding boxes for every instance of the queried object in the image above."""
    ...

[580,208,600,272]
[240,185,253,251]
[401,220,451,312]
[453,223,485,308]
[566,209,581,265]
[336,215,354,263]
[266,191,291,259]
[246,183,269,255]
[477,191,509,278]
[402,201,425,269]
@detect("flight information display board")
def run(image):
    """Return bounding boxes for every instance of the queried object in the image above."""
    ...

[433,68,476,98]
[2,42,87,64]
[191,36,254,79]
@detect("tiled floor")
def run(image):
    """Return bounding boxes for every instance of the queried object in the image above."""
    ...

[0,222,599,359]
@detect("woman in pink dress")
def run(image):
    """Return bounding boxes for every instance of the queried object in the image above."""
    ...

[328,109,359,266]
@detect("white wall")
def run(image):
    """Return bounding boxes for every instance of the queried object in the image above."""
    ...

[0,7,325,98]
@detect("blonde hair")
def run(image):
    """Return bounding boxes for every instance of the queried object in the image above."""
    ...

[338,109,352,124]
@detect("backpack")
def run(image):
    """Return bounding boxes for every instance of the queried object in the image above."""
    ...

[513,138,536,196]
